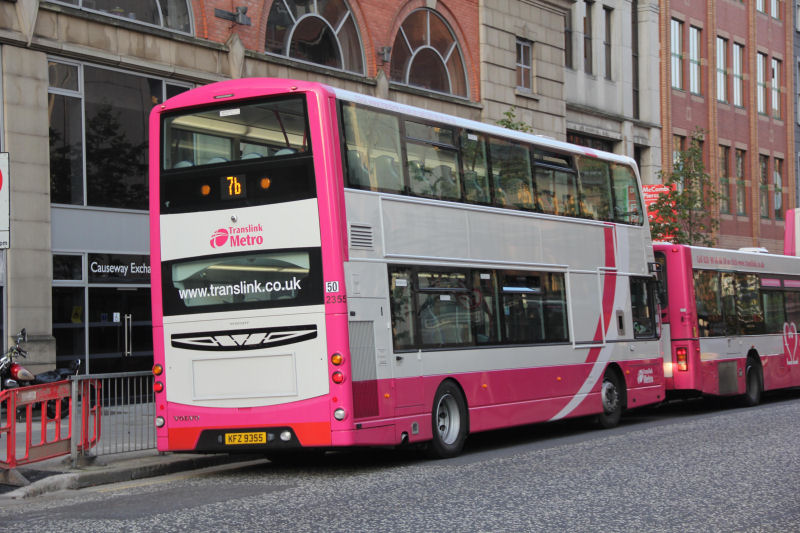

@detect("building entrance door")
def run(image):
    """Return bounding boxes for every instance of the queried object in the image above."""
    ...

[88,287,152,373]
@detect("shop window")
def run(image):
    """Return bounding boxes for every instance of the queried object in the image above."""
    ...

[266,0,364,74]
[52,287,86,369]
[51,0,191,32]
[390,9,468,98]
[48,60,190,210]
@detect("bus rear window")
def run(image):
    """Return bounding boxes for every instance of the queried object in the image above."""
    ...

[161,248,323,315]
[162,96,310,170]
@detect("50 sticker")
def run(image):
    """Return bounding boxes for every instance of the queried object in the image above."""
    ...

[325,281,340,293]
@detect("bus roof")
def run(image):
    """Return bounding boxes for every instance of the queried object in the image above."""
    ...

[654,242,800,276]
[330,86,637,169]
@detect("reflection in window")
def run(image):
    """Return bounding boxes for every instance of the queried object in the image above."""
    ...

[167,250,318,313]
[266,0,364,74]
[417,271,472,347]
[630,278,656,338]
[341,102,404,193]
[501,272,567,344]
[461,132,490,204]
[533,151,578,216]
[762,290,785,334]
[49,61,190,210]
[390,269,415,350]
[61,0,191,32]
[163,96,309,169]
[737,273,765,335]
[610,163,642,224]
[490,138,533,210]
[694,270,724,337]
[391,9,468,97]
[406,122,460,201]
[577,156,612,221]
[388,266,568,350]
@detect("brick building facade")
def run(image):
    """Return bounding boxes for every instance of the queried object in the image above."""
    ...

[660,0,797,252]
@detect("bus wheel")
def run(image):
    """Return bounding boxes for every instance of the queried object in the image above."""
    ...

[595,369,624,429]
[742,359,763,407]
[426,381,468,459]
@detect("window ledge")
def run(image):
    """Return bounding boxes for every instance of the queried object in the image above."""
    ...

[388,82,482,110]
[515,89,540,102]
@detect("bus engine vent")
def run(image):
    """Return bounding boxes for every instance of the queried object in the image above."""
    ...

[349,224,374,250]
[349,321,379,418]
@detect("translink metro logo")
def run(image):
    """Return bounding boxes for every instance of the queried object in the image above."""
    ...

[210,224,265,249]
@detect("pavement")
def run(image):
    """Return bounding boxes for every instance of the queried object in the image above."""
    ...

[0,449,261,499]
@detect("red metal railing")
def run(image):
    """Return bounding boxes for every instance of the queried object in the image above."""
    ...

[0,379,100,470]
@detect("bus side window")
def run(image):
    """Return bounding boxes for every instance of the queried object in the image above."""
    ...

[389,268,416,349]
[576,156,612,221]
[736,273,765,335]
[610,163,643,225]
[654,252,668,311]
[693,270,724,337]
[341,102,403,193]
[460,131,490,204]
[630,277,656,338]
[786,289,800,325]
[489,138,533,210]
[762,289,786,334]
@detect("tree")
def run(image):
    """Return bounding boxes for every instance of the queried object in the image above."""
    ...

[497,106,533,133]
[649,130,719,247]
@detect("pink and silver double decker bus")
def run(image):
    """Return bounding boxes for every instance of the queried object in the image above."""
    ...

[654,243,800,404]
[149,78,663,458]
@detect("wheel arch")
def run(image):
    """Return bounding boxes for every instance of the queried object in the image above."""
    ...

[435,377,470,434]
[604,362,628,410]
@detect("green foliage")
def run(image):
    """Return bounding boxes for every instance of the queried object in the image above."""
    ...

[649,129,719,247]
[497,106,533,133]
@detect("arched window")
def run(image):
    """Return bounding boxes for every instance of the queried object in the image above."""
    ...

[56,0,192,32]
[390,9,468,97]
[266,0,365,75]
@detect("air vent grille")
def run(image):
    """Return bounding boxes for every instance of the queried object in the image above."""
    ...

[349,224,374,250]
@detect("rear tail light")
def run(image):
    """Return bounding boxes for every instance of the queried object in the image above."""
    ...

[153,381,164,393]
[332,371,345,384]
[676,347,688,371]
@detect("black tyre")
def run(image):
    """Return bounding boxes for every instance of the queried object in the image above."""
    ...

[742,359,763,407]
[426,381,468,459]
[595,369,624,429]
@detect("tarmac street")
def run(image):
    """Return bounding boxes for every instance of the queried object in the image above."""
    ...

[0,391,798,531]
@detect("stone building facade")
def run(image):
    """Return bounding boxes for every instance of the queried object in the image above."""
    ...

[0,0,571,372]
[564,0,662,187]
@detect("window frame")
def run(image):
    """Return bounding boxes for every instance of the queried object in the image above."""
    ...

[48,58,192,211]
[671,19,683,90]
[516,38,533,92]
[49,0,193,34]
[689,26,701,95]
[716,36,727,103]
